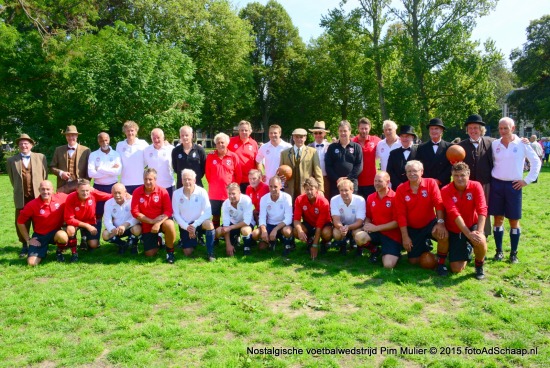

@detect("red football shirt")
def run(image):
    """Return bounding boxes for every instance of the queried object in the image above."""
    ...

[64,190,112,227]
[205,150,242,201]
[131,185,173,233]
[395,178,443,229]
[366,189,401,243]
[441,180,487,233]
[293,193,331,229]
[228,136,258,184]
[17,193,68,235]
[246,181,269,211]
[352,135,381,186]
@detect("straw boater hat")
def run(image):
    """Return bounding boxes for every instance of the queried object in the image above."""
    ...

[14,133,35,145]
[62,125,81,135]
[308,121,330,133]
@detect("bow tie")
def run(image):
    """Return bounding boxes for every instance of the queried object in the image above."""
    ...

[316,144,324,147]
[432,142,439,146]
[470,139,480,144]
[21,155,30,159]
[403,147,411,151]
[68,147,75,151]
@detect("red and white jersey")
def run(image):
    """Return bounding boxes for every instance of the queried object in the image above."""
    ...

[228,136,258,184]
[103,197,138,233]
[246,181,269,211]
[172,185,212,229]
[131,185,172,233]
[395,178,443,229]
[222,194,254,226]
[65,190,112,227]
[294,194,331,229]
[441,180,487,234]
[205,151,242,201]
[366,189,401,243]
[330,194,366,225]
[116,139,149,186]
[17,193,68,235]
[352,135,381,186]
[259,192,293,226]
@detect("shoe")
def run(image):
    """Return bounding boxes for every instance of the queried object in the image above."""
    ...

[19,246,29,258]
[243,246,251,255]
[493,251,504,261]
[130,244,138,254]
[369,250,380,264]
[475,266,485,280]
[509,252,519,264]
[320,243,328,254]
[118,242,128,255]
[208,254,216,262]
[79,237,88,251]
[56,253,65,262]
[355,247,364,257]
[436,264,448,276]
[70,253,79,263]
[166,252,175,264]
[339,242,347,255]
[282,245,291,257]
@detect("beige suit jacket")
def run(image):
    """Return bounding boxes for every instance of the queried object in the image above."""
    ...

[7,152,48,208]
[49,144,91,189]
[280,146,324,199]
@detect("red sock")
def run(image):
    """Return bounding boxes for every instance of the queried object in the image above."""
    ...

[437,252,447,265]
[475,258,484,267]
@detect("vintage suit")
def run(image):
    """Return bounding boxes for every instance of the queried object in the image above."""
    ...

[387,145,418,190]
[50,144,91,189]
[280,146,324,200]
[415,140,452,186]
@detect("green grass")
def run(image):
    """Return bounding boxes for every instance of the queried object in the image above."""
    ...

[0,171,549,367]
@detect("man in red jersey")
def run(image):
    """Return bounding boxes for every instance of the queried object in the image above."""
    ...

[395,160,449,275]
[17,180,68,266]
[228,120,260,193]
[245,169,269,225]
[293,178,333,260]
[64,179,112,261]
[205,133,242,229]
[352,117,381,199]
[441,162,488,280]
[131,168,176,263]
[355,171,402,268]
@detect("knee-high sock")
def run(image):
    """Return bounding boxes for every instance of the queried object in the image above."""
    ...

[494,226,504,252]
[510,228,521,253]
[205,229,215,255]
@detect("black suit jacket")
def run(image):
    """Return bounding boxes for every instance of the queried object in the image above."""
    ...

[387,145,418,190]
[458,136,495,185]
[415,140,452,186]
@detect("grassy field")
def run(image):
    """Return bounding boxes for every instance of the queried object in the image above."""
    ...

[0,171,548,367]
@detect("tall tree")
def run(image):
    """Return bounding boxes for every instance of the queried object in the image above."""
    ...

[239,0,306,132]
[510,15,550,127]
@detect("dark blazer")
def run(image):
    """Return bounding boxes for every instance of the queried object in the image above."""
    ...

[415,140,452,186]
[50,144,91,189]
[7,152,48,208]
[458,136,495,184]
[387,145,418,190]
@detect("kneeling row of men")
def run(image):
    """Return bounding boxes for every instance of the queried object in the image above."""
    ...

[17,160,487,279]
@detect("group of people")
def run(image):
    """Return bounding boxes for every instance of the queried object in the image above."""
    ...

[8,115,541,280]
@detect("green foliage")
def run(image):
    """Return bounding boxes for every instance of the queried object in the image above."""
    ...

[510,15,550,127]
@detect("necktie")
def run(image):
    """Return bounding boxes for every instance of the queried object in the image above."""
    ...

[316,144,324,148]
[296,148,301,160]
[22,155,30,159]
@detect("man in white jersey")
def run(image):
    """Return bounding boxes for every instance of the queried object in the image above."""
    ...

[172,169,216,261]
[116,120,149,194]
[102,183,142,254]
[330,179,366,255]
[255,124,292,183]
[88,132,122,236]
[376,120,402,171]
[252,176,294,255]
[217,183,254,256]
[489,117,541,264]
[144,128,175,198]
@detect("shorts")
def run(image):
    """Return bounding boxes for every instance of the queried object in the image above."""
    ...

[210,200,223,217]
[369,232,403,257]
[93,183,115,216]
[179,226,206,249]
[142,232,162,252]
[107,228,132,242]
[489,178,522,219]
[448,225,476,262]
[29,229,59,258]
[407,219,437,259]
[264,223,288,241]
[80,226,100,241]
[300,221,331,238]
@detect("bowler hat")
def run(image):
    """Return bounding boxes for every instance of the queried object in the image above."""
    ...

[62,125,81,135]
[464,114,485,127]
[426,118,446,130]
[308,121,330,133]
[398,125,417,138]
[14,133,35,145]
[292,128,308,136]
